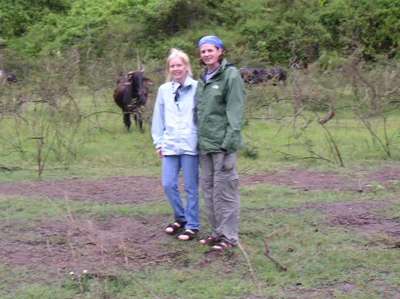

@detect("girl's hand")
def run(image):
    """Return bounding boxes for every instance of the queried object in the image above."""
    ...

[156,148,163,158]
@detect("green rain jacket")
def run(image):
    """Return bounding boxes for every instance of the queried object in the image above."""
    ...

[196,59,246,154]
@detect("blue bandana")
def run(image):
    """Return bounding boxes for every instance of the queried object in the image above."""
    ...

[198,35,224,49]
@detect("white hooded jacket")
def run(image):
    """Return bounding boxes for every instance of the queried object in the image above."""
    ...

[151,76,198,156]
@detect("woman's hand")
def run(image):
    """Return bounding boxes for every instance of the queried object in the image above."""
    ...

[156,148,163,158]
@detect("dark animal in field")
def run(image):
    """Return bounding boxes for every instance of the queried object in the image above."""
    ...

[113,70,152,132]
[240,67,287,85]
[0,69,17,84]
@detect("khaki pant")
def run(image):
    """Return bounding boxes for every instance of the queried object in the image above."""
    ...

[200,152,240,245]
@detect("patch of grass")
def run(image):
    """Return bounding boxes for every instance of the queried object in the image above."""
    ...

[6,202,398,299]
[242,117,400,171]
[240,184,383,210]
[383,201,400,219]
[0,94,159,182]
[0,196,169,221]
[1,178,400,298]
[2,88,400,181]
[3,284,76,299]
[1,86,400,297]
[238,206,400,297]
[4,266,258,299]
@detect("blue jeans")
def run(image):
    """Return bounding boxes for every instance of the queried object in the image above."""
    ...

[162,154,200,230]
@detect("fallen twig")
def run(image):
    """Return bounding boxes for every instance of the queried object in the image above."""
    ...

[238,242,264,297]
[264,240,287,272]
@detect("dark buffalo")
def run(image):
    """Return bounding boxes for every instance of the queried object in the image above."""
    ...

[240,67,287,85]
[113,70,152,132]
[0,69,17,84]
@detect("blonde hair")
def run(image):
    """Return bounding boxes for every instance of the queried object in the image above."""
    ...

[165,48,193,82]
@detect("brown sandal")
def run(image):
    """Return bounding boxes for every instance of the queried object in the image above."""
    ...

[211,241,234,252]
[177,229,198,241]
[164,222,185,235]
[199,236,219,246]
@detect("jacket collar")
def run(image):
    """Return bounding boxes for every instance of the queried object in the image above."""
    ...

[183,75,197,88]
[202,59,228,82]
[172,76,196,92]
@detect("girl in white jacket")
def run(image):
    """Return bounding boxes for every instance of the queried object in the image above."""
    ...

[151,48,199,241]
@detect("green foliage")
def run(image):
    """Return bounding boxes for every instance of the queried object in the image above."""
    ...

[316,50,347,71]
[320,0,400,58]
[0,0,70,38]
[2,0,399,62]
[241,0,330,63]
[8,0,121,56]
[134,0,213,36]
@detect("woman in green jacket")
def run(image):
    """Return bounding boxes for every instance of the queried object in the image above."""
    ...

[196,35,245,251]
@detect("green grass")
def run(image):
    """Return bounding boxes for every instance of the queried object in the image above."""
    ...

[0,196,169,221]
[240,184,377,209]
[2,88,400,181]
[1,74,400,298]
[0,181,399,298]
[242,116,400,170]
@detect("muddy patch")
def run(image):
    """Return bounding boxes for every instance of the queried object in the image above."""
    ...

[309,201,400,240]
[0,176,163,204]
[242,169,362,192]
[1,167,400,203]
[243,167,400,192]
[0,216,184,280]
[367,167,400,187]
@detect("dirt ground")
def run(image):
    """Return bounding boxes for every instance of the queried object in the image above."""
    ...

[1,167,399,204]
[0,166,400,286]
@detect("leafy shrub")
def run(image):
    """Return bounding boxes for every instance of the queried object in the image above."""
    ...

[2,0,400,68]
